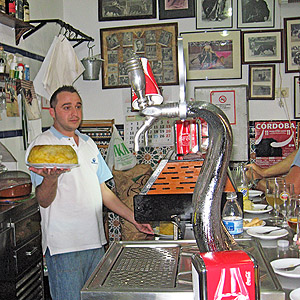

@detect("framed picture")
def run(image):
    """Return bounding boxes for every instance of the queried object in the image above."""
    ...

[242,30,283,64]
[248,64,275,100]
[100,23,178,89]
[284,17,300,73]
[196,0,233,30]
[237,0,275,28]
[194,85,248,161]
[159,0,195,20]
[98,0,156,21]
[294,76,300,118]
[181,30,241,80]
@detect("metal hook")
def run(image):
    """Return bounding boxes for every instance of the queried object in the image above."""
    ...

[58,25,63,36]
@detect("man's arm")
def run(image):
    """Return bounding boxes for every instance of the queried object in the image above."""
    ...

[100,182,154,235]
[29,167,69,208]
[247,149,298,179]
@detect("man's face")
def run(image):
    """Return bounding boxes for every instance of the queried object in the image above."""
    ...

[49,91,82,136]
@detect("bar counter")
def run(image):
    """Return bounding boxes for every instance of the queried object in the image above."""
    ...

[81,205,299,300]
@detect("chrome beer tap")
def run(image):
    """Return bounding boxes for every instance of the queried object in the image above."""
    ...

[125,40,237,252]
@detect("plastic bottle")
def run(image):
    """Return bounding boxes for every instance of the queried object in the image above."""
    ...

[222,192,243,237]
[23,0,29,21]
[9,55,17,79]
[24,64,30,80]
[0,46,7,73]
[17,56,24,79]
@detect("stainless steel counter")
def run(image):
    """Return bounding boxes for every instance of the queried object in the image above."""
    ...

[81,238,290,300]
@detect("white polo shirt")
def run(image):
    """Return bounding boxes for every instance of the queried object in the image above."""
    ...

[26,126,112,255]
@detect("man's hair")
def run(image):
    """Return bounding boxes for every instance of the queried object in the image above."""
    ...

[50,85,81,108]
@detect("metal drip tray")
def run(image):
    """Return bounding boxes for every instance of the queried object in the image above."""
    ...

[103,246,179,289]
[81,239,285,300]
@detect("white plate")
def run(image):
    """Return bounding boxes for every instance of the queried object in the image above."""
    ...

[249,190,263,198]
[244,204,273,214]
[290,288,300,300]
[247,226,288,240]
[26,163,79,169]
[243,218,266,230]
[270,259,300,279]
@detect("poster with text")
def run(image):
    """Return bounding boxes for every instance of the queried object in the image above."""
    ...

[254,121,296,168]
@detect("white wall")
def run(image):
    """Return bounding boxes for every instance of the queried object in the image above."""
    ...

[1,0,300,172]
[62,0,300,124]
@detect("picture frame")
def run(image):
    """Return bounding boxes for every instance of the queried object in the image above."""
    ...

[159,0,195,20]
[181,30,241,80]
[196,0,233,30]
[100,23,178,89]
[248,64,275,100]
[294,76,300,119]
[98,0,156,21]
[284,17,300,73]
[237,0,275,29]
[242,29,283,64]
[194,85,248,161]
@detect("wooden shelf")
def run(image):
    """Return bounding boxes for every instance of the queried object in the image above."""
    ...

[0,11,34,45]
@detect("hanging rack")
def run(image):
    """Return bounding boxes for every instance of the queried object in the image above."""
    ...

[22,19,94,48]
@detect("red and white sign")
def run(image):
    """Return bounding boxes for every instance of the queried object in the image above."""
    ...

[255,121,296,168]
[210,90,236,125]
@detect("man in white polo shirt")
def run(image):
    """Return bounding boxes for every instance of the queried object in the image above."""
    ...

[26,85,153,300]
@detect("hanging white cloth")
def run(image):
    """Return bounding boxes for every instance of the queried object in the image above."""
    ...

[33,34,85,100]
[33,35,59,100]
[43,34,85,96]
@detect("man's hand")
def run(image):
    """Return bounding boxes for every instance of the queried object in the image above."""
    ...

[29,166,70,178]
[133,221,154,235]
[245,163,264,179]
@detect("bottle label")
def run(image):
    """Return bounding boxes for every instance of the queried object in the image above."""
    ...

[223,217,243,235]
[238,187,249,201]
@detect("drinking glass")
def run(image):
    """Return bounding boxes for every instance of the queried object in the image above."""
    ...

[275,182,294,227]
[265,177,286,225]
[288,194,300,234]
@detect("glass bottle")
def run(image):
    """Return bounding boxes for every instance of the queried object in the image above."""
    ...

[6,0,16,16]
[222,192,243,237]
[23,0,29,21]
[0,0,5,13]
[235,163,249,202]
[0,46,7,73]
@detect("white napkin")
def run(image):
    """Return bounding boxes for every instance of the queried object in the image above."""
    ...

[43,35,85,95]
[33,36,59,100]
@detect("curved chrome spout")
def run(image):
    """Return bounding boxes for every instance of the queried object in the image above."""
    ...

[134,116,157,152]
[141,100,237,252]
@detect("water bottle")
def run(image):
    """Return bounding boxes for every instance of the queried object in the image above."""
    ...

[222,192,243,237]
